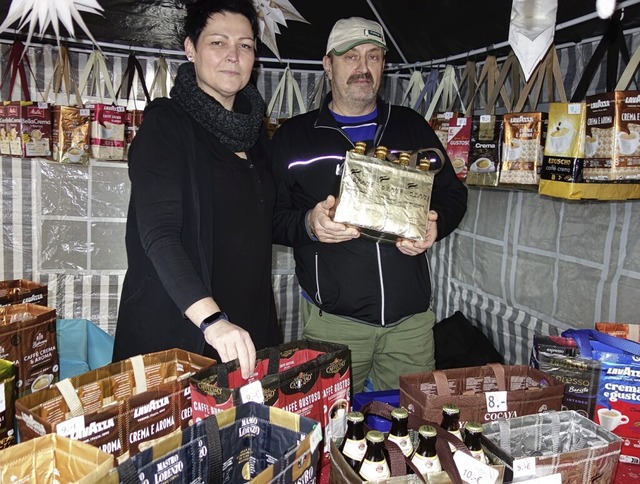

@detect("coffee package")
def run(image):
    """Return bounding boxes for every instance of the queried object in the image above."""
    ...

[124,109,144,160]
[539,102,588,199]
[466,114,502,187]
[430,111,460,148]
[595,322,640,343]
[0,303,58,398]
[3,101,52,158]
[51,105,91,164]
[88,103,126,161]
[500,112,547,186]
[0,104,9,155]
[584,90,640,184]
[447,116,472,179]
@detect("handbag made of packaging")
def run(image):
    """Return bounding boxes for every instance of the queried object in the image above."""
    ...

[560,328,640,464]
[399,363,565,426]
[0,433,114,483]
[332,147,438,242]
[482,410,622,484]
[15,349,216,461]
[0,359,16,449]
[109,402,322,484]
[189,339,350,473]
[78,50,126,161]
[330,400,505,484]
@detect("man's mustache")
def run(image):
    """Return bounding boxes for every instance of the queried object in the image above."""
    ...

[347,73,373,84]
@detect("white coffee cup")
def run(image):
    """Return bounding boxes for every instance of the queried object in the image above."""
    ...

[585,135,599,157]
[597,407,629,431]
[548,126,575,154]
[505,139,522,161]
[31,373,53,392]
[67,147,83,163]
[451,157,466,174]
[618,131,640,155]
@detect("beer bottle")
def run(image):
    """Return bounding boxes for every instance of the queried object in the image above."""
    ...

[358,430,390,481]
[387,407,413,457]
[464,421,488,464]
[411,425,442,475]
[339,411,367,471]
[352,141,367,155]
[440,403,463,452]
[398,151,411,166]
[374,145,389,160]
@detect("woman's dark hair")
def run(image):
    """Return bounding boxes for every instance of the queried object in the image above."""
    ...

[183,0,259,46]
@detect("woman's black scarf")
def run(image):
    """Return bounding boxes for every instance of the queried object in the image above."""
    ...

[170,62,265,152]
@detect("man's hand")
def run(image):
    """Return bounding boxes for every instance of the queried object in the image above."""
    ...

[396,210,439,256]
[308,195,360,243]
[204,320,256,379]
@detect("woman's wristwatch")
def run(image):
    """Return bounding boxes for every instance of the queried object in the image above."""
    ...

[199,311,229,333]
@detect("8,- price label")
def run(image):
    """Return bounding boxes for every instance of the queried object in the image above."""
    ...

[485,391,508,413]
[454,450,499,484]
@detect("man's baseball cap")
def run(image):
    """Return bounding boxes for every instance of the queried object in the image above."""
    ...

[325,17,388,55]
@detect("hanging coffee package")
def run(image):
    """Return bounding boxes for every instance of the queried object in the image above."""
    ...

[500,112,547,186]
[51,105,91,164]
[466,114,502,187]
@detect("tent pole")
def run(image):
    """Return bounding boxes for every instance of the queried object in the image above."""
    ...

[366,0,408,64]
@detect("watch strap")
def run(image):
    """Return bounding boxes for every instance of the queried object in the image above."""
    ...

[199,311,228,333]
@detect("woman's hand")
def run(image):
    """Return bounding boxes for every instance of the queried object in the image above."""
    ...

[204,320,256,379]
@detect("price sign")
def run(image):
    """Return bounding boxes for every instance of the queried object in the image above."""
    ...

[480,114,492,123]
[568,103,582,115]
[513,457,536,478]
[454,450,499,484]
[56,415,85,438]
[485,391,508,412]
[309,424,323,453]
[239,380,264,404]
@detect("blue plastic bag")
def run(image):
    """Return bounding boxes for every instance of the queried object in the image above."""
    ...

[56,319,114,379]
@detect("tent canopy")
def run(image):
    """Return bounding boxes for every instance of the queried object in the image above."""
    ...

[1,0,640,68]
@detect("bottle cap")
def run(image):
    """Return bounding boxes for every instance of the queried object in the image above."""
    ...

[442,403,460,415]
[347,411,365,423]
[465,421,483,434]
[391,407,409,420]
[366,430,385,443]
[418,425,437,438]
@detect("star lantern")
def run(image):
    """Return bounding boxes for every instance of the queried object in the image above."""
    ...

[0,0,104,48]
[253,0,309,60]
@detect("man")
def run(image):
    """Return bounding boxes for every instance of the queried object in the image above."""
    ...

[271,17,468,393]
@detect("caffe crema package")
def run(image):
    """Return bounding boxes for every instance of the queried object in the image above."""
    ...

[466,114,502,187]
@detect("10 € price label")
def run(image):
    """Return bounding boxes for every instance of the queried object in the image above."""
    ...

[485,390,508,412]
[454,450,499,484]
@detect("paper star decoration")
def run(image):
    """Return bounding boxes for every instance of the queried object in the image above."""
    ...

[253,0,309,60]
[0,0,104,48]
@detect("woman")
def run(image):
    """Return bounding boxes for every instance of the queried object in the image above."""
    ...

[113,0,281,378]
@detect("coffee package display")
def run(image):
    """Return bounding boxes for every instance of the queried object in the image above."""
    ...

[0,359,16,448]
[2,101,52,158]
[0,279,48,307]
[584,91,640,185]
[429,111,459,148]
[0,303,58,398]
[447,116,472,179]
[466,114,502,186]
[500,112,547,186]
[0,104,9,155]
[124,109,143,160]
[15,349,215,461]
[51,105,91,164]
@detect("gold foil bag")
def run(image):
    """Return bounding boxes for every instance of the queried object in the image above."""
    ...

[333,150,436,242]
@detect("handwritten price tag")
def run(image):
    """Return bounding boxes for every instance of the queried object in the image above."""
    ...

[239,380,264,404]
[454,450,499,484]
[485,391,508,412]
[568,103,582,115]
[56,416,85,438]
[513,457,536,478]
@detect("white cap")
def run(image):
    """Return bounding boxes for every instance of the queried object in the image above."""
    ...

[325,17,388,55]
